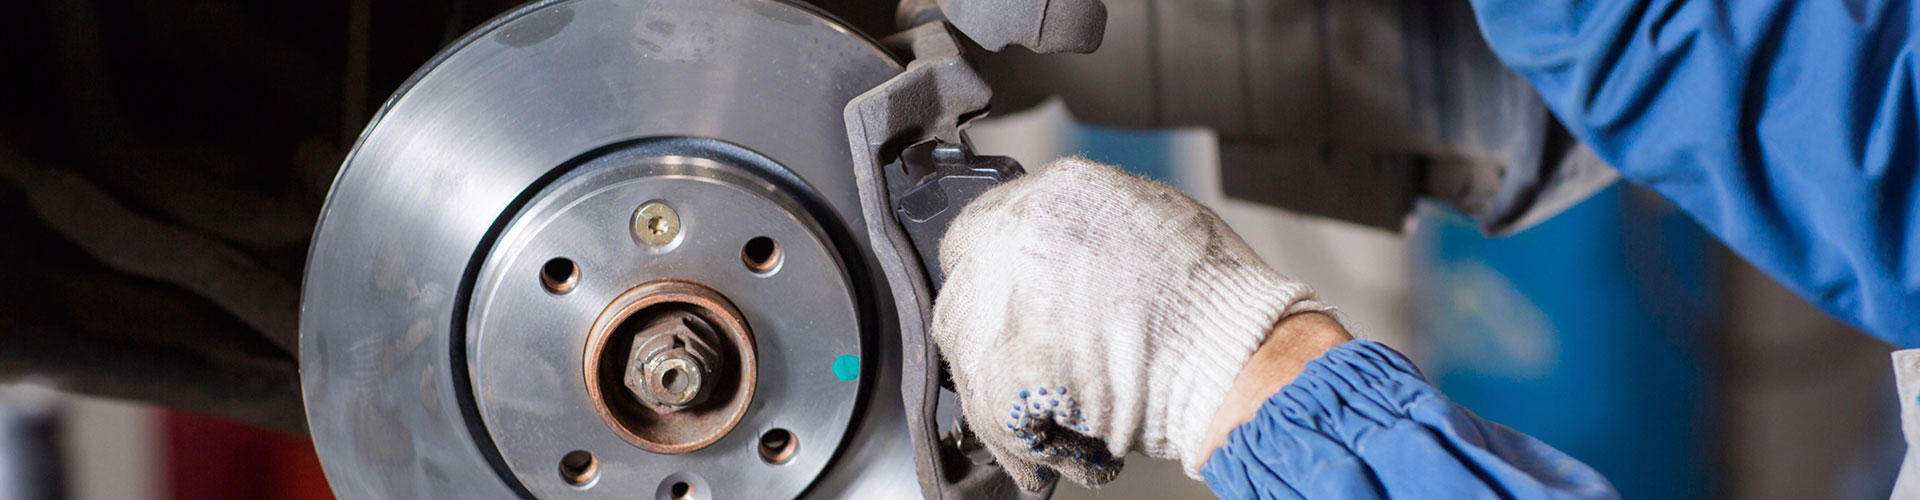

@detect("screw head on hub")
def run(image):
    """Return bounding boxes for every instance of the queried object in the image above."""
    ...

[632,202,681,247]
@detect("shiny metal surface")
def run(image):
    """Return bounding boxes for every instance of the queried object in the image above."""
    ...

[469,157,859,497]
[299,0,917,497]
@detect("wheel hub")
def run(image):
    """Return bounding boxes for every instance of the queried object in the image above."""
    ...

[468,153,860,497]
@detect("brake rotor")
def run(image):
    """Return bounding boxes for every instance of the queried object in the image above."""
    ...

[298,0,917,497]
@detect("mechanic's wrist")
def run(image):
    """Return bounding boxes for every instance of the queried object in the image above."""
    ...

[1161,268,1329,468]
[1195,312,1352,467]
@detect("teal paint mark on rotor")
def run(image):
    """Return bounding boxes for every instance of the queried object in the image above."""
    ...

[832,355,860,381]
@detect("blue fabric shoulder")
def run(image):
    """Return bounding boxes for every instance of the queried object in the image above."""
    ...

[1466,0,1920,344]
[1200,340,1617,500]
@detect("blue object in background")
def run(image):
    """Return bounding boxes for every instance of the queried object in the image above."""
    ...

[1413,184,1719,499]
[1072,125,1181,185]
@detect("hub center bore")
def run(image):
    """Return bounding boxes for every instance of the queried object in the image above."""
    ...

[584,280,757,454]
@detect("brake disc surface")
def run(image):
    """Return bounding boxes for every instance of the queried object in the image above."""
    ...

[299,0,915,497]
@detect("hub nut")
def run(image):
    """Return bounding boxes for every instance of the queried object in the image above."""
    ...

[623,311,721,413]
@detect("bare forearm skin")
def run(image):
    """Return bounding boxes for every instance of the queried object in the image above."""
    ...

[1197,312,1353,466]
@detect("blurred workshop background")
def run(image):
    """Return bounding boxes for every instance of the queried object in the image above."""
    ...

[0,0,1903,498]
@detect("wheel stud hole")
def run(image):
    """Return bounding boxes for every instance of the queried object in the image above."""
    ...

[741,237,781,275]
[558,450,598,487]
[541,257,579,294]
[670,481,693,500]
[759,428,797,464]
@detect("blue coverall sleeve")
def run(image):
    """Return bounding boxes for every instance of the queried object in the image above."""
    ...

[1467,0,1920,344]
[1200,340,1618,500]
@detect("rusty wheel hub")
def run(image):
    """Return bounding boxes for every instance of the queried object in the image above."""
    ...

[584,280,756,454]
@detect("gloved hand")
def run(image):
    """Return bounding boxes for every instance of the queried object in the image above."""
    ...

[931,158,1334,490]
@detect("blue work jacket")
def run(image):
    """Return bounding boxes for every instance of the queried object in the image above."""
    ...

[1204,0,1920,497]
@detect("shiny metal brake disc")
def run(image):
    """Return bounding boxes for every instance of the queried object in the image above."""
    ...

[299,0,918,497]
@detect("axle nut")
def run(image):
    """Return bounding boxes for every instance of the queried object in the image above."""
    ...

[623,311,721,413]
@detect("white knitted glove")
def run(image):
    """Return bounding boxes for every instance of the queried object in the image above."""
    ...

[931,158,1332,490]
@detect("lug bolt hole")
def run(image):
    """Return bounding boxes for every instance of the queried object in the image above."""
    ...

[758,428,797,464]
[742,237,781,275]
[558,450,598,488]
[670,481,693,500]
[541,258,579,294]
